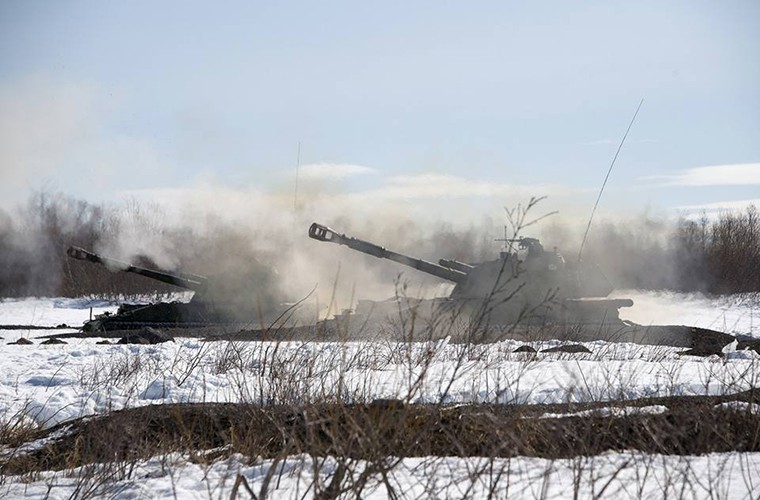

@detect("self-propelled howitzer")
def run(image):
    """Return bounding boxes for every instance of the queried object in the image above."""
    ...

[307,222,739,351]
[67,246,292,332]
[308,222,627,325]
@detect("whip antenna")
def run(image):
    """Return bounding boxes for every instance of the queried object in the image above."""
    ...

[293,141,302,211]
[578,98,644,261]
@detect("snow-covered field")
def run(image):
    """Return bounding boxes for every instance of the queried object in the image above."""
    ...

[1,290,759,499]
[0,296,118,330]
[4,452,760,500]
[613,289,758,337]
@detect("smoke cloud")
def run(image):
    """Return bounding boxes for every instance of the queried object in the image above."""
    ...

[3,78,752,311]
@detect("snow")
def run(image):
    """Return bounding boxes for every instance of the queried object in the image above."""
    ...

[1,337,758,429]
[1,291,759,498]
[538,405,669,419]
[613,289,759,337]
[2,451,759,499]
[0,296,118,329]
[716,400,760,414]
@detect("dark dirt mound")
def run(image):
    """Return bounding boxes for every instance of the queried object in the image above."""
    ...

[513,345,537,353]
[40,338,67,345]
[541,344,592,353]
[3,390,759,475]
[8,338,33,345]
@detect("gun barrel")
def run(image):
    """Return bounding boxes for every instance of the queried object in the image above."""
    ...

[308,223,467,284]
[438,259,474,273]
[66,246,206,290]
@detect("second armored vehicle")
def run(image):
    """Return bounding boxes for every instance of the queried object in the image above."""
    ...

[66,246,304,332]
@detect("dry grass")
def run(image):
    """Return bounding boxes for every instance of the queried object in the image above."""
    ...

[3,390,759,477]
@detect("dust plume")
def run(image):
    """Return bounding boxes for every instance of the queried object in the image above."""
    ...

[3,180,752,313]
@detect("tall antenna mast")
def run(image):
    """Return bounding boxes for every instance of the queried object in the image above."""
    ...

[578,98,644,261]
[293,141,302,212]
[494,225,511,252]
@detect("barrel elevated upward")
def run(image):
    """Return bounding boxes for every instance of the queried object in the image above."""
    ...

[66,246,206,290]
[308,223,468,284]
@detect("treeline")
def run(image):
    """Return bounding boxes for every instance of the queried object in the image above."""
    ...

[0,191,758,298]
[676,206,760,293]
[581,205,760,294]
[0,192,175,298]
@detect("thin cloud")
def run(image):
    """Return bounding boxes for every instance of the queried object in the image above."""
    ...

[0,77,182,208]
[641,163,760,187]
[297,163,377,180]
[676,198,760,213]
[121,173,579,231]
[342,173,571,201]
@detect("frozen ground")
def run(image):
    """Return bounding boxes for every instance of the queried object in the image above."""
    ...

[0,297,118,330]
[3,451,760,499]
[1,290,759,499]
[2,336,760,429]
[614,289,758,337]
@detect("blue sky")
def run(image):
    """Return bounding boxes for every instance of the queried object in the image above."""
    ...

[1,0,758,222]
